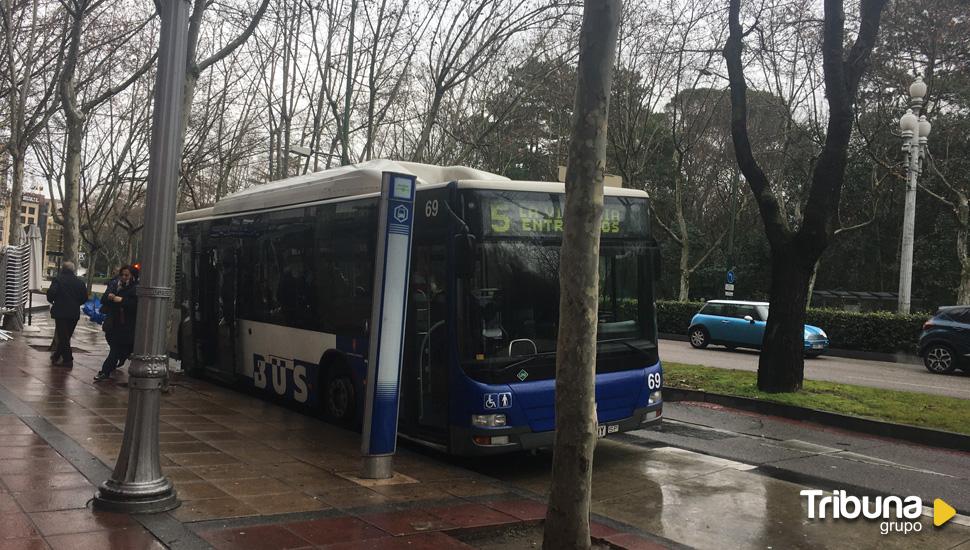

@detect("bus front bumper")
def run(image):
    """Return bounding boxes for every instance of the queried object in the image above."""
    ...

[449,405,663,456]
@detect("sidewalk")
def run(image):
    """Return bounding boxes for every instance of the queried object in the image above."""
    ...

[0,315,669,550]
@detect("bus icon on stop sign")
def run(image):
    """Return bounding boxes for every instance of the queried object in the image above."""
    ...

[393,204,409,223]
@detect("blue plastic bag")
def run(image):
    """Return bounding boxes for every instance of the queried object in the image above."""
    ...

[83,296,105,324]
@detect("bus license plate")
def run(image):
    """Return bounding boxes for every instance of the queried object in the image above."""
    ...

[597,424,619,438]
[812,343,824,349]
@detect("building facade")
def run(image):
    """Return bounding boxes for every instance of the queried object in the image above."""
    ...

[0,192,44,246]
[0,193,64,277]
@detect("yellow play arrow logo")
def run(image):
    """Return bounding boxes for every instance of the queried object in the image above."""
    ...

[934,499,956,527]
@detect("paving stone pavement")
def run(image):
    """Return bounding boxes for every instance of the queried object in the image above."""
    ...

[0,314,669,550]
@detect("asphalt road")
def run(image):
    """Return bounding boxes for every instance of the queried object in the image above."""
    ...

[629,401,970,515]
[465,403,970,548]
[660,338,970,400]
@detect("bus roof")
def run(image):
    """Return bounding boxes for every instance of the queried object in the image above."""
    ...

[177,159,649,221]
[457,179,648,198]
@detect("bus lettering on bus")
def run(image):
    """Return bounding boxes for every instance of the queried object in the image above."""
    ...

[253,354,313,404]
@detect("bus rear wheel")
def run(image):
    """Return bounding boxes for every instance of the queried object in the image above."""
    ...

[324,371,357,425]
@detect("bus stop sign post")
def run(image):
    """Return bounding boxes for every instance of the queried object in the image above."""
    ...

[361,172,416,479]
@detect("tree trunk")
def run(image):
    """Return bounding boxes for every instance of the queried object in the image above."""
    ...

[758,246,813,392]
[675,175,690,301]
[678,243,690,301]
[956,199,970,304]
[341,0,357,165]
[7,151,25,246]
[724,0,886,393]
[673,152,689,301]
[126,231,136,262]
[180,71,200,154]
[59,0,83,265]
[805,259,820,308]
[62,117,83,265]
[543,1,620,549]
[86,245,98,292]
[957,258,970,305]
[411,88,444,163]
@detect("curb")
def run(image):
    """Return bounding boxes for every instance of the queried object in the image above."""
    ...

[659,334,922,365]
[663,387,970,452]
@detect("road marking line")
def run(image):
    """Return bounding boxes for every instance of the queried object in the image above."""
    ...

[654,446,758,471]
[836,451,954,477]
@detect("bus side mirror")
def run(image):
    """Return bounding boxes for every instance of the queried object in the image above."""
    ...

[454,234,476,278]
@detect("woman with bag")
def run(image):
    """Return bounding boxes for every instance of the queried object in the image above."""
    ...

[94,265,137,382]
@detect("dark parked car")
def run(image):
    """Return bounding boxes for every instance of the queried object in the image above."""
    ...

[918,306,970,374]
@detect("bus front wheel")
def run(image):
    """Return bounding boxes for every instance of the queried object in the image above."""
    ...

[324,370,357,425]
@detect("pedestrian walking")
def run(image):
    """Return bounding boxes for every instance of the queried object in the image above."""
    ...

[46,261,88,368]
[94,265,138,381]
[104,266,122,296]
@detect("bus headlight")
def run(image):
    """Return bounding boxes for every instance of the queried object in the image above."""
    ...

[472,414,507,427]
[648,390,662,405]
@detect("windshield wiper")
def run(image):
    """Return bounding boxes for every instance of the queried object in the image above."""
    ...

[598,338,655,359]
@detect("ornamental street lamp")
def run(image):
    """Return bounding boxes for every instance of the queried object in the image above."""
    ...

[92,0,190,513]
[897,75,931,315]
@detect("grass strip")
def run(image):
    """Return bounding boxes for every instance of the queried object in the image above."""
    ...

[662,362,970,436]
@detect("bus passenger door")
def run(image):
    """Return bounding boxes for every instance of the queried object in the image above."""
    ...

[198,240,239,380]
[216,242,239,376]
[402,220,449,441]
[197,247,220,371]
[174,235,196,372]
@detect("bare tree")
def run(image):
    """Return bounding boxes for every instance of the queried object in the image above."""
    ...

[410,0,565,162]
[608,0,683,188]
[181,0,270,155]
[359,0,421,161]
[58,0,155,264]
[543,1,619,548]
[179,51,264,207]
[0,0,65,245]
[724,0,886,391]
[78,77,152,285]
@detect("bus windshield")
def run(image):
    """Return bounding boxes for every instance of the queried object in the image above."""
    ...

[466,241,649,358]
[461,190,656,369]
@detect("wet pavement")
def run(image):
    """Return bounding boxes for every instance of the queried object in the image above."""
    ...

[471,439,970,549]
[1,312,968,549]
[0,314,665,549]
[631,401,970,514]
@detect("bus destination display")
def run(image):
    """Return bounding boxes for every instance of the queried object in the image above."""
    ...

[481,193,646,237]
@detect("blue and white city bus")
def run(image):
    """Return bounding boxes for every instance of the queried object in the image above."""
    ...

[172,159,663,455]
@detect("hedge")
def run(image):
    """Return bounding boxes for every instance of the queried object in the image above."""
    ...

[656,300,928,355]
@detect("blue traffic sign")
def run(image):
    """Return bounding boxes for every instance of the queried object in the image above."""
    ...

[726,270,736,285]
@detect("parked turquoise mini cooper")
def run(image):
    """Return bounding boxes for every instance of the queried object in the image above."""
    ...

[688,300,829,357]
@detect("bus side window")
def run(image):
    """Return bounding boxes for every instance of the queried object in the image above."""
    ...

[313,200,377,334]
[242,211,315,330]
